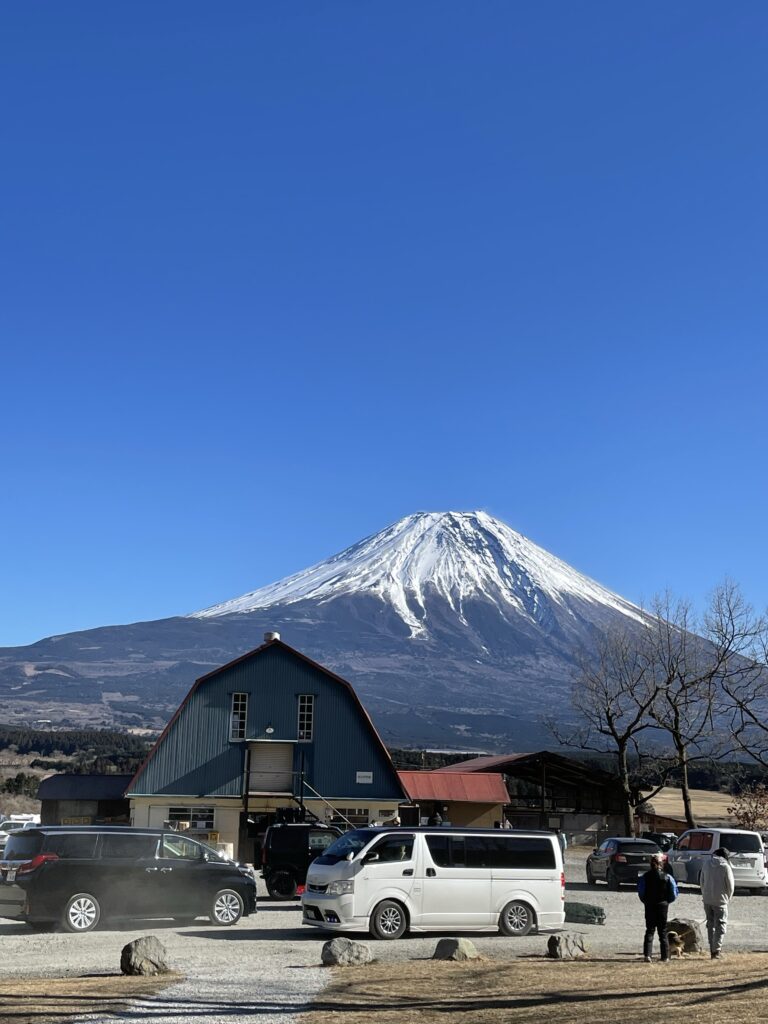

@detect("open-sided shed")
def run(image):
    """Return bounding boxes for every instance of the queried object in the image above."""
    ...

[435,751,626,837]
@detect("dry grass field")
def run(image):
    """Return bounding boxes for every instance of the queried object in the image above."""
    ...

[0,973,181,1024]
[643,786,736,825]
[306,953,768,1024]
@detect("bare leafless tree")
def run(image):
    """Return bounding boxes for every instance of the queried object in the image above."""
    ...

[548,625,665,835]
[646,583,768,828]
[708,583,768,765]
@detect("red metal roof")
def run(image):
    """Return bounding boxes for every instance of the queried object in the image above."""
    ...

[397,771,508,804]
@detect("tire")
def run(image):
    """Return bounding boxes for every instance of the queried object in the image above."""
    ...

[369,899,407,940]
[499,900,535,937]
[62,893,101,933]
[586,865,597,887]
[607,871,620,891]
[266,870,298,900]
[210,888,244,926]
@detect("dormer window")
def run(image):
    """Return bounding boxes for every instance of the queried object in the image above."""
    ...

[230,693,248,741]
[298,694,314,741]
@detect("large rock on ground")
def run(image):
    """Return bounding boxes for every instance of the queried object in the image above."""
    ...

[667,918,704,953]
[547,932,589,959]
[120,936,171,976]
[321,937,373,966]
[432,938,482,961]
[564,901,606,925]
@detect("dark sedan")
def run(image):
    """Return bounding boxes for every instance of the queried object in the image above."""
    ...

[586,838,664,889]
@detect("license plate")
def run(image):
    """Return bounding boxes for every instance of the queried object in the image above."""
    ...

[6,868,16,882]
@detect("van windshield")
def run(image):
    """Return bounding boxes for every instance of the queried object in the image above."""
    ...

[314,829,376,864]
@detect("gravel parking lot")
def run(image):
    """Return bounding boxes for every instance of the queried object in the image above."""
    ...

[2,857,768,1023]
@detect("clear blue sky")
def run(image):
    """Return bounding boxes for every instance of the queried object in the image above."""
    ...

[2,2,767,647]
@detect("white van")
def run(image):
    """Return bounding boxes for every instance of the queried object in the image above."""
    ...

[667,828,766,892]
[301,827,565,939]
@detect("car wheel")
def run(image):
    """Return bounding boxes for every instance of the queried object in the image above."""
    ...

[369,899,407,940]
[266,870,298,900]
[499,900,535,936]
[210,888,244,926]
[607,871,620,891]
[62,893,101,933]
[586,865,596,886]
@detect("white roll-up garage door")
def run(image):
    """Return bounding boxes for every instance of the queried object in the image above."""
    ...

[248,742,294,793]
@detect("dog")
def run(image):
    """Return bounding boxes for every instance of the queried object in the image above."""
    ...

[667,930,686,958]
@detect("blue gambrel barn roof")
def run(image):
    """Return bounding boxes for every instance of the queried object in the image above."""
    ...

[127,638,407,802]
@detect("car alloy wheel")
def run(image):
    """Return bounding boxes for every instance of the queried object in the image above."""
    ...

[211,889,244,926]
[499,900,535,936]
[370,899,407,940]
[63,893,101,933]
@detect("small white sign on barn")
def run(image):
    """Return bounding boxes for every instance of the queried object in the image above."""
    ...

[356,771,373,784]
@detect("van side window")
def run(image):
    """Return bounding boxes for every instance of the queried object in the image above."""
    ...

[45,834,99,859]
[309,831,337,851]
[100,834,158,859]
[425,834,450,867]
[369,834,414,862]
[162,835,202,860]
[689,832,713,852]
[676,835,690,851]
[494,836,556,869]
[465,836,492,868]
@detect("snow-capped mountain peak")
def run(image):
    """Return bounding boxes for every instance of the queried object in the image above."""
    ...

[190,510,642,636]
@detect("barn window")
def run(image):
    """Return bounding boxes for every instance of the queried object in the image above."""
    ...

[230,693,248,741]
[298,694,314,741]
[168,806,215,831]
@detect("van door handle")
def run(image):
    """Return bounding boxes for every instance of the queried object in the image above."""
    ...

[426,868,436,877]
[402,868,413,876]
[145,867,159,873]
[160,867,173,873]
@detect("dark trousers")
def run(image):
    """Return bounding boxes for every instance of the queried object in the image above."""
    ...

[644,903,669,960]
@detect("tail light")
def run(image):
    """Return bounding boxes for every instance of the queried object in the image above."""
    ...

[17,853,59,875]
[560,871,565,900]
[296,884,305,896]
[612,854,627,863]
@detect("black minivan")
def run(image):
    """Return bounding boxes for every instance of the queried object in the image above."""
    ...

[0,826,257,932]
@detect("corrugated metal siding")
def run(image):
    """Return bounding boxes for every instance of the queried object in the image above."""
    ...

[130,644,404,802]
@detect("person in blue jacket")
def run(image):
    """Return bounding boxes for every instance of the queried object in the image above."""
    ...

[637,853,679,962]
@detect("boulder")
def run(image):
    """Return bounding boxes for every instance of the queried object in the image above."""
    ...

[120,936,171,976]
[432,938,482,961]
[547,932,588,959]
[321,937,373,966]
[564,901,606,925]
[666,918,704,954]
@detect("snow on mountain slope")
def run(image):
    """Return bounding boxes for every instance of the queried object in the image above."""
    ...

[191,511,643,636]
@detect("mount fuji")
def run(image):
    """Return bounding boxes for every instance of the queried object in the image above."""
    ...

[0,511,646,749]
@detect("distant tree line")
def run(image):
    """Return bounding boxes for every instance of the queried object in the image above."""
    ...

[550,581,768,833]
[1,772,41,798]
[0,725,152,775]
[388,749,474,770]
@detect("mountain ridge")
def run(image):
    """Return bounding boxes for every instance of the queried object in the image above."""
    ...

[0,511,645,750]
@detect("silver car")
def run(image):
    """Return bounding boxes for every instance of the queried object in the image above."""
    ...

[667,828,766,892]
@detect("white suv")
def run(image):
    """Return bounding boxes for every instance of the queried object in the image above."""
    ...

[667,828,765,892]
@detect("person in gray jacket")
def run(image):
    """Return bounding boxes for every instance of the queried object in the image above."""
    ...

[699,847,735,959]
